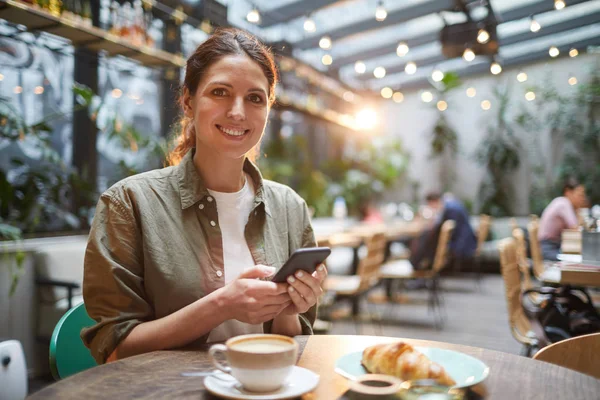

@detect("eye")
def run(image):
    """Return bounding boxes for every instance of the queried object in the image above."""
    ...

[212,88,228,96]
[248,94,264,104]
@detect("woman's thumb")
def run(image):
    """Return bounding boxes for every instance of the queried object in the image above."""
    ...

[239,265,276,279]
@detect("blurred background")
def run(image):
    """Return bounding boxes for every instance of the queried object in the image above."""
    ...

[0,0,598,395]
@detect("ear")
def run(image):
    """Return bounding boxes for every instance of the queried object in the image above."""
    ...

[182,87,194,118]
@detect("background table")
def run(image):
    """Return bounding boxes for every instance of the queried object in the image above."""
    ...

[31,335,600,399]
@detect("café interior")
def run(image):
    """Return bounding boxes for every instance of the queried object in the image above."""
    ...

[0,0,599,399]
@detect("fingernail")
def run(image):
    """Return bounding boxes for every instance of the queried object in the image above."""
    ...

[288,286,295,293]
[318,265,325,272]
[287,276,296,283]
[296,271,304,278]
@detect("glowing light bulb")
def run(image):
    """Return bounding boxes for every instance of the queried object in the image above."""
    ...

[525,91,535,101]
[421,91,433,103]
[304,18,316,32]
[437,100,447,111]
[392,92,404,103]
[569,48,578,57]
[112,88,123,98]
[490,62,502,75]
[432,69,444,82]
[517,72,528,82]
[319,36,332,50]
[568,76,577,85]
[374,66,386,79]
[549,46,559,57]
[380,87,393,99]
[554,0,566,10]
[246,8,260,23]
[530,18,541,33]
[477,29,490,44]
[463,48,475,62]
[355,61,366,74]
[321,54,333,65]
[396,42,409,57]
[466,87,476,97]
[405,62,417,75]
[481,100,491,110]
[375,3,387,21]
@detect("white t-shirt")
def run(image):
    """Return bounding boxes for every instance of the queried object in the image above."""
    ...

[206,174,264,342]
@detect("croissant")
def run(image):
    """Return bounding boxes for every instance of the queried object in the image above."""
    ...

[362,342,456,387]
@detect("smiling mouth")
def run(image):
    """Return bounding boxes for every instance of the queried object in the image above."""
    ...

[216,125,250,137]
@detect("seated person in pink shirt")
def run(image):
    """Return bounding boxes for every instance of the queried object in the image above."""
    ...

[538,178,587,260]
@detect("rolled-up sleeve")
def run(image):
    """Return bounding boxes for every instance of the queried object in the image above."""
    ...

[81,191,153,364]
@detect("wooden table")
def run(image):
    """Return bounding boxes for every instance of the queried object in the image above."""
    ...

[542,263,600,288]
[30,335,600,399]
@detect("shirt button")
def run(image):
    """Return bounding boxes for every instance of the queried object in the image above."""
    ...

[199,204,204,210]
[207,196,213,202]
[210,220,216,227]
[216,270,223,277]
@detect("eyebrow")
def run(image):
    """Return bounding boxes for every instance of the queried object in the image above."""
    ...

[207,81,267,95]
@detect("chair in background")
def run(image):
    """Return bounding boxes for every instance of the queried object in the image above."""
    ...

[473,214,492,286]
[323,232,387,333]
[512,228,535,292]
[34,238,88,342]
[498,238,542,356]
[378,220,456,328]
[533,332,600,379]
[49,302,97,380]
[527,220,558,284]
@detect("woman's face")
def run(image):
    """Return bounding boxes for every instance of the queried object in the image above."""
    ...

[183,54,270,161]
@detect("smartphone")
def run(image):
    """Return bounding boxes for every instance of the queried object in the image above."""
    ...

[270,247,331,283]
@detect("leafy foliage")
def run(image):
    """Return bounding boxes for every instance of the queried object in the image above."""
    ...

[475,85,521,217]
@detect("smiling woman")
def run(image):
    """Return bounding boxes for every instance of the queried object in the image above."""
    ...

[80,28,328,365]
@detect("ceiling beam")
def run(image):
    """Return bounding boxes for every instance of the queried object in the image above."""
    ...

[310,0,592,68]
[383,36,600,92]
[358,12,600,83]
[331,32,438,68]
[356,54,446,81]
[293,0,456,50]
[258,0,343,28]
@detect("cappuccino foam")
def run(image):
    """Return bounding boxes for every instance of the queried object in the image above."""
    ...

[231,339,292,353]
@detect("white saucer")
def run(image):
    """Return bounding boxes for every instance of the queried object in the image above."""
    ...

[204,366,319,400]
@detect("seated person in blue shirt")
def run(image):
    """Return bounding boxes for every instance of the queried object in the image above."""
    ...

[410,192,477,270]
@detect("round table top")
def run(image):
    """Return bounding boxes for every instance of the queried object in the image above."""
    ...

[31,335,600,400]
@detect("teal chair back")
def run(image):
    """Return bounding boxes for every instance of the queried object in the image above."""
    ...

[49,302,97,380]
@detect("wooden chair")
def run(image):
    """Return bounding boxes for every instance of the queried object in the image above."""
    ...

[527,220,558,284]
[498,238,541,356]
[512,228,535,292]
[323,232,387,332]
[378,220,456,328]
[473,214,492,286]
[533,332,600,379]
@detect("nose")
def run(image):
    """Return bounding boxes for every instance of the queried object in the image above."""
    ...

[227,96,246,121]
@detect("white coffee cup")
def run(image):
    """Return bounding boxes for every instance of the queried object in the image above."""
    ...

[208,334,299,392]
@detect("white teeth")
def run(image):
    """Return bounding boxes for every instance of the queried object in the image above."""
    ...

[218,126,246,136]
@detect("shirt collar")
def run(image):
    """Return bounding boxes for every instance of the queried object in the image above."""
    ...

[177,149,271,216]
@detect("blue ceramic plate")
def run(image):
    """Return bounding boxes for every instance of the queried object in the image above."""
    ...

[334,347,490,389]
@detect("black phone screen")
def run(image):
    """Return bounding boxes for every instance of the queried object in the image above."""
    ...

[270,247,331,283]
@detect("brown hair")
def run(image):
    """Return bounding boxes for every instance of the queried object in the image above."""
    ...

[167,28,278,166]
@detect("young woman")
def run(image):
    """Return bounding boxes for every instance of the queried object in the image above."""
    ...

[81,28,327,364]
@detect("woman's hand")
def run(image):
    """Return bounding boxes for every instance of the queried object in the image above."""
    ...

[218,265,292,325]
[281,264,328,315]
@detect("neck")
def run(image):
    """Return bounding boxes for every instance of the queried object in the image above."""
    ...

[193,148,246,193]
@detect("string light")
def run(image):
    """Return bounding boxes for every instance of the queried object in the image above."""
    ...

[405,62,417,75]
[13,86,22,94]
[481,100,491,110]
[466,87,476,97]
[246,8,260,23]
[517,72,528,82]
[374,66,386,78]
[463,48,475,62]
[34,86,44,94]
[0,73,4,81]
[375,1,387,21]
[112,88,123,98]
[554,0,566,10]
[396,42,409,57]
[490,62,502,75]
[437,100,447,111]
[477,29,490,44]
[321,54,333,66]
[304,17,316,32]
[569,48,578,57]
[319,36,332,50]
[421,91,433,103]
[380,87,393,99]
[530,17,541,33]
[525,91,535,101]
[432,69,444,82]
[549,46,560,57]
[392,92,404,103]
[568,75,577,85]
[355,61,366,74]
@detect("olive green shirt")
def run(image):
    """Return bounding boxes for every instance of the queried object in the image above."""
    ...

[81,150,317,364]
